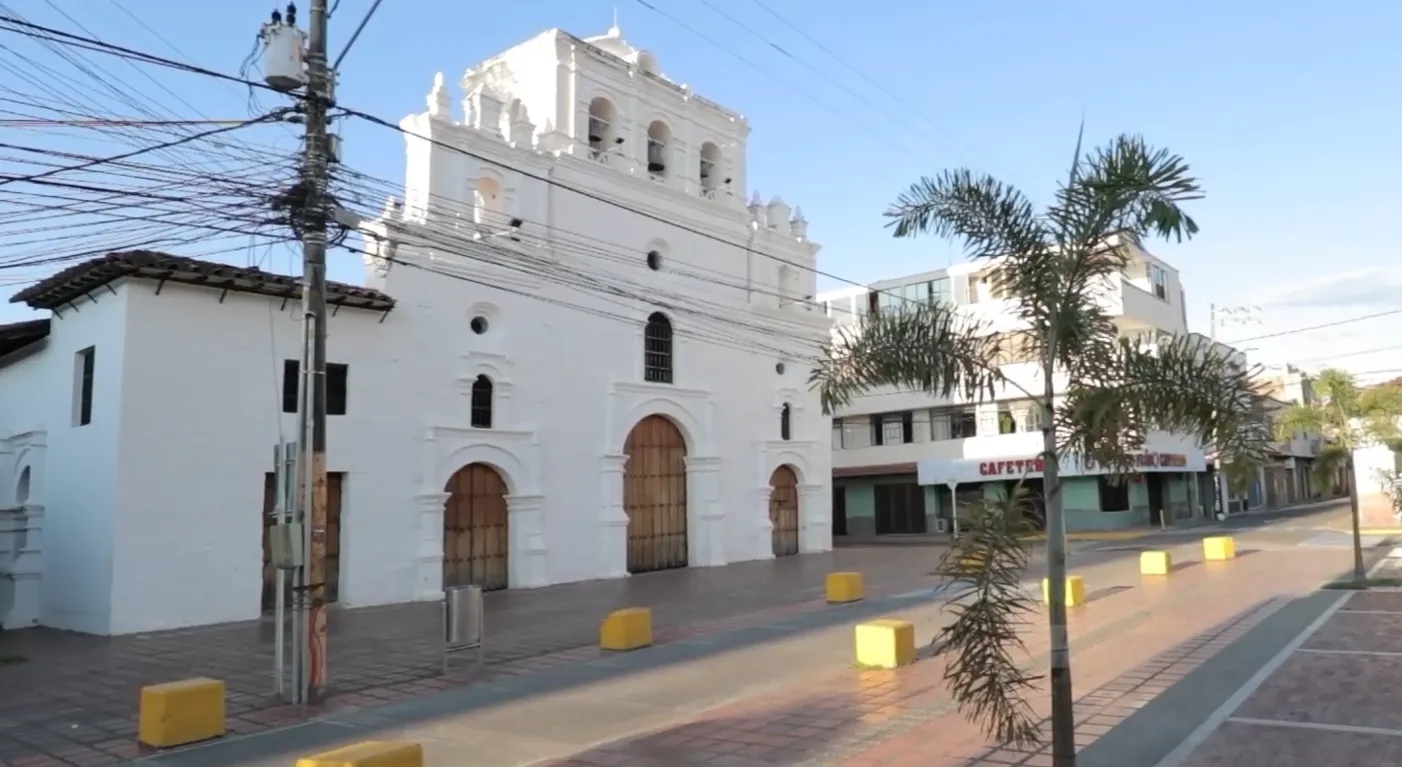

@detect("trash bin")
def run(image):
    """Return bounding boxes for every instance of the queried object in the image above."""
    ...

[442,585,485,673]
[444,585,483,647]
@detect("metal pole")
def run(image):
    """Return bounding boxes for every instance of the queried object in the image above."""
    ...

[300,0,332,703]
[1208,303,1227,518]
[273,445,284,696]
[293,318,313,703]
[946,482,960,538]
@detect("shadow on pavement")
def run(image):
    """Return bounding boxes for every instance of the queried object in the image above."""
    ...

[535,695,871,767]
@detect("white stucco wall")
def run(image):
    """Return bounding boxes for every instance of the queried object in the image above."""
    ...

[1354,442,1397,497]
[70,254,827,634]
[107,280,416,633]
[0,293,128,634]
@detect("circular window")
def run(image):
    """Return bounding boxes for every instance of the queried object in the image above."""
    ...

[775,362,786,376]
[646,250,662,271]
[470,316,490,335]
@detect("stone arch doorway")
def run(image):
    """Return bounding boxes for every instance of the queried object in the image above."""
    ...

[769,465,800,557]
[623,414,688,573]
[443,463,509,591]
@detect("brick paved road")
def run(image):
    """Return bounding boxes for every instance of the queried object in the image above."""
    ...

[541,537,1360,766]
[0,499,1362,767]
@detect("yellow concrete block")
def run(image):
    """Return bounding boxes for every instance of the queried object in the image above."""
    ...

[1203,536,1237,561]
[137,677,226,748]
[854,619,917,669]
[826,571,865,604]
[599,607,653,651]
[958,553,987,569]
[1140,550,1172,576]
[1041,575,1087,607]
[296,741,424,767]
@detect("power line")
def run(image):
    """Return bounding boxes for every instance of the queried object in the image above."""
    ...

[1294,343,1402,365]
[331,0,385,71]
[1224,308,1402,345]
[631,0,942,165]
[699,0,1006,173]
[0,9,981,322]
[0,111,281,187]
[745,0,998,169]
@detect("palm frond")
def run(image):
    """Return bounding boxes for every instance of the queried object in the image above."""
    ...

[1360,385,1402,424]
[1274,403,1330,442]
[810,301,1003,415]
[935,489,1042,748]
[885,169,1051,260]
[1059,334,1272,473]
[1067,134,1204,245]
[1314,368,1359,409]
[1314,443,1349,486]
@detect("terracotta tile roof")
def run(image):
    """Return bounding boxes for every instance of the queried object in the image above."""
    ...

[10,251,395,313]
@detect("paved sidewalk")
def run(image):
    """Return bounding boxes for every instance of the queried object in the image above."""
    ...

[88,528,1366,767]
[0,546,950,765]
[1162,556,1402,767]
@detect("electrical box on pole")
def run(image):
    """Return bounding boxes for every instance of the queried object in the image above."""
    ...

[260,6,308,92]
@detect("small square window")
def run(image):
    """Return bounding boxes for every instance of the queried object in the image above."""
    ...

[282,360,349,416]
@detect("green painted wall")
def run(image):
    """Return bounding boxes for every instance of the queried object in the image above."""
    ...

[844,482,875,520]
[1062,476,1147,531]
[835,472,1209,536]
[1168,476,1189,502]
[1062,478,1099,513]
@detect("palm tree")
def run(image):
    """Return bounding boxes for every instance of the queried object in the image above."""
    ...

[812,131,1270,766]
[1274,368,1402,582]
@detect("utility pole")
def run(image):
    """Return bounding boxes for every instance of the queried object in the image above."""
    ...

[1209,303,1262,521]
[299,0,332,702]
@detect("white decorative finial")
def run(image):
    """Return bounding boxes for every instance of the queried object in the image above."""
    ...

[790,206,808,239]
[609,8,621,37]
[427,71,449,118]
[748,190,763,208]
[765,195,790,230]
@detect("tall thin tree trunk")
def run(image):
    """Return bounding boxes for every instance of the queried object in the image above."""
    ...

[1346,453,1366,582]
[1042,379,1075,765]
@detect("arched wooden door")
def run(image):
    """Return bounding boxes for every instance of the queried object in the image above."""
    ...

[769,465,800,557]
[623,415,688,573]
[443,463,509,591]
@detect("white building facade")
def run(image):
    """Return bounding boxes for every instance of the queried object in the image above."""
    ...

[817,244,1224,537]
[0,25,832,635]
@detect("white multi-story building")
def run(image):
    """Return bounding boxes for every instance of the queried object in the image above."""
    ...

[1253,365,1326,509]
[817,243,1224,537]
[0,24,832,635]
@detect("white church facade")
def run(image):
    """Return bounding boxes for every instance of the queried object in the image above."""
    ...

[0,25,833,635]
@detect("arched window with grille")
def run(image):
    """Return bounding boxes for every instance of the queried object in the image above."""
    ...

[470,374,493,428]
[780,403,792,441]
[644,312,673,383]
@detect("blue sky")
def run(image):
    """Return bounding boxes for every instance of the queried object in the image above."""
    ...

[4,0,1400,379]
